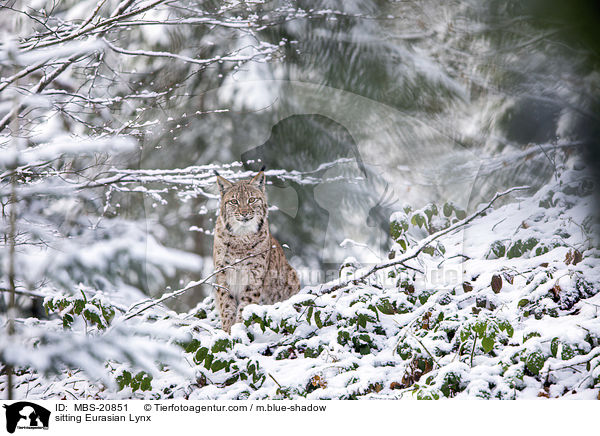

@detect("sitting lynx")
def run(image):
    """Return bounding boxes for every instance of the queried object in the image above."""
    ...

[213,169,300,332]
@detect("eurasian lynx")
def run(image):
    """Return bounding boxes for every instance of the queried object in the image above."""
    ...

[213,170,300,332]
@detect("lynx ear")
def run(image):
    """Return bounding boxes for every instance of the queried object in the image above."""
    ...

[249,169,266,192]
[214,171,233,197]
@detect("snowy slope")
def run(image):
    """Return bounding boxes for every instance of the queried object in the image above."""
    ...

[3,156,599,400]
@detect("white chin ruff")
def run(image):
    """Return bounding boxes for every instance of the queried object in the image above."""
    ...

[229,217,259,235]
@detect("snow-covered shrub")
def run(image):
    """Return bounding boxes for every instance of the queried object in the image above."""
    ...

[2,155,599,400]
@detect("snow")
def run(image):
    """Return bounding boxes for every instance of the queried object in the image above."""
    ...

[1,156,599,399]
[1,0,598,403]
[0,135,136,168]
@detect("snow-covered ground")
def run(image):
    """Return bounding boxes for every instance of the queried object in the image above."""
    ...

[2,155,599,399]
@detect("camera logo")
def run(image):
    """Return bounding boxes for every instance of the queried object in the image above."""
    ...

[3,402,50,433]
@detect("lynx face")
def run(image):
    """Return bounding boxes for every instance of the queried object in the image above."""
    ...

[217,172,268,236]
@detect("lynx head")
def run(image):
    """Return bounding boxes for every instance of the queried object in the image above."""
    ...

[215,170,267,235]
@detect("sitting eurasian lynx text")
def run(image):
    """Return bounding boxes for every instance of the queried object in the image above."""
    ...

[213,170,300,332]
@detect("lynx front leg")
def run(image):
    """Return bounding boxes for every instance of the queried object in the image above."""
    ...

[234,268,263,324]
[214,273,237,333]
[235,285,262,324]
[235,263,266,323]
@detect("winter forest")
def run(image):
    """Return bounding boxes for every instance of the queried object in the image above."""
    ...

[1,0,599,401]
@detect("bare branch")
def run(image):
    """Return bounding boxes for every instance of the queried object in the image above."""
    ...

[121,246,277,321]
[0,59,48,93]
[0,54,81,132]
[102,37,278,66]
[20,0,168,52]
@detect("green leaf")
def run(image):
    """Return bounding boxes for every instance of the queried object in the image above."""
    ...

[314,311,323,329]
[561,344,575,360]
[499,321,514,338]
[117,370,132,391]
[140,376,152,391]
[337,330,350,345]
[473,320,486,336]
[359,345,370,355]
[211,359,227,372]
[390,220,406,240]
[211,339,231,353]
[357,314,367,329]
[424,204,437,221]
[422,246,435,256]
[523,331,541,342]
[376,299,396,315]
[204,354,214,370]
[185,339,201,353]
[507,240,524,259]
[525,351,545,376]
[443,202,453,217]
[460,328,472,343]
[411,213,426,228]
[194,347,208,364]
[487,241,506,259]
[550,337,559,358]
[73,300,84,315]
[398,239,407,251]
[62,313,73,328]
[225,375,239,386]
[123,371,132,384]
[481,336,495,353]
[44,300,54,313]
[523,237,539,252]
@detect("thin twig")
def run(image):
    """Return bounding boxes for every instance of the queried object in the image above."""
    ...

[0,55,81,133]
[409,332,441,368]
[121,246,275,321]
[470,333,477,368]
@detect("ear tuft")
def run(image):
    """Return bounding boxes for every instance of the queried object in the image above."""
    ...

[250,170,266,192]
[215,172,233,196]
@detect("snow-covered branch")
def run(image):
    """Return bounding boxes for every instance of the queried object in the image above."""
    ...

[317,185,532,295]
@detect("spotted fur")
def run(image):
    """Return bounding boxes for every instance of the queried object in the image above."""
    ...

[212,170,300,332]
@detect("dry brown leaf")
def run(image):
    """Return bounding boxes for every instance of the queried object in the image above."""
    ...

[565,250,573,265]
[502,271,514,284]
[491,274,502,293]
[551,284,561,300]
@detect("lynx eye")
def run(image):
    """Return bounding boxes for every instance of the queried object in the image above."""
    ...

[248,197,256,204]
[229,199,238,205]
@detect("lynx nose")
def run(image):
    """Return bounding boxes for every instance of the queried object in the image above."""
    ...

[239,209,252,220]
